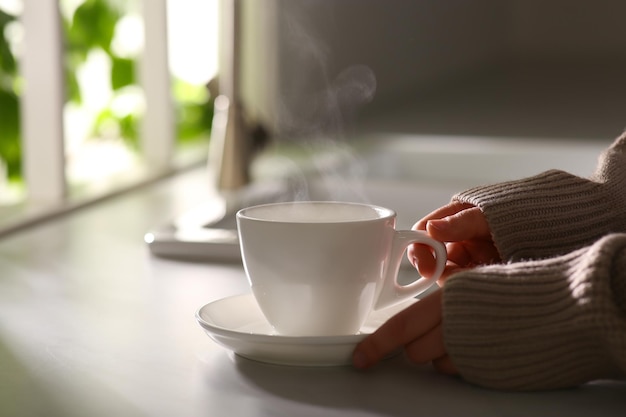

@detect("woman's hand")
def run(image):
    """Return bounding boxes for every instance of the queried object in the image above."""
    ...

[352,289,456,373]
[352,201,499,372]
[409,201,500,284]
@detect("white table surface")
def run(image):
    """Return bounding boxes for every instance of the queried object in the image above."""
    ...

[0,166,624,417]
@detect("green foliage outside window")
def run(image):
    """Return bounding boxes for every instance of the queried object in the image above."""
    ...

[0,9,20,179]
[0,0,213,182]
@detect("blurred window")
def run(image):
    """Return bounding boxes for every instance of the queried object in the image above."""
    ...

[0,0,218,234]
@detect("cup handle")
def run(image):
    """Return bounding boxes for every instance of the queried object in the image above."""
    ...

[374,230,447,310]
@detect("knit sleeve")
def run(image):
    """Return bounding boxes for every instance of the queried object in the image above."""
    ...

[442,233,626,391]
[453,132,626,262]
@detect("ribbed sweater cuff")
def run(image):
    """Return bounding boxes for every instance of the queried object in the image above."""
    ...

[453,169,626,261]
[442,234,626,391]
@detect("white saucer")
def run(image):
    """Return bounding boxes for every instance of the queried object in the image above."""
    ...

[196,293,417,366]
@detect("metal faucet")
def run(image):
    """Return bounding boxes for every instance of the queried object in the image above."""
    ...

[208,0,260,191]
[208,95,251,190]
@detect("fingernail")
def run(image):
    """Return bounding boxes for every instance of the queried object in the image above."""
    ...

[352,350,368,369]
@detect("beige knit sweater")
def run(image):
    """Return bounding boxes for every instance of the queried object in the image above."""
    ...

[443,132,626,390]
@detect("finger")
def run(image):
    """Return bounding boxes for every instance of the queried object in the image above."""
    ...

[403,323,446,365]
[446,242,473,266]
[432,355,458,375]
[414,201,476,231]
[407,243,437,278]
[446,241,501,267]
[408,241,487,280]
[409,240,499,280]
[426,207,492,242]
[438,263,468,285]
[353,290,442,369]
[410,204,493,275]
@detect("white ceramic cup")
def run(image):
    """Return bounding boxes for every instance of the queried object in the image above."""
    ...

[236,201,447,337]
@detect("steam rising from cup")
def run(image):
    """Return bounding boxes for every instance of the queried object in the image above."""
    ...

[272,6,378,204]
[278,65,377,140]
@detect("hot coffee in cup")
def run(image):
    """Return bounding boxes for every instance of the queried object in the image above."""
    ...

[236,201,446,337]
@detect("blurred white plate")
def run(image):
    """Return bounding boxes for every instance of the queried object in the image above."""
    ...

[196,293,416,366]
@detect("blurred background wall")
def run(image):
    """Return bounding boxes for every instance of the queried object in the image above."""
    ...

[239,0,626,141]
